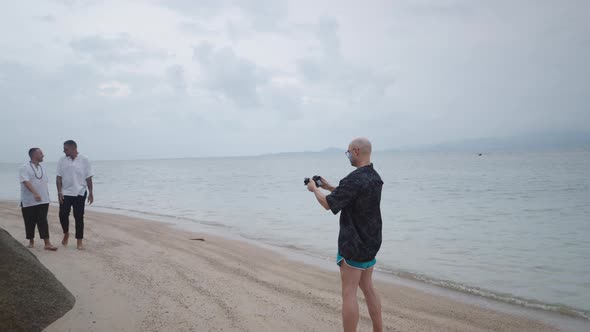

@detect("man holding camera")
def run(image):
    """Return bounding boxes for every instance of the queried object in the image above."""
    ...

[307,137,383,332]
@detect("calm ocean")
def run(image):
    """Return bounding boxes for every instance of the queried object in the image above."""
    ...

[1,151,589,319]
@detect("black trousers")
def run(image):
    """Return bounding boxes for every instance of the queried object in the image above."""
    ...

[21,203,50,240]
[59,193,86,239]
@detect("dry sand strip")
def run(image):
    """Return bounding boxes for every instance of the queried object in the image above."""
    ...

[0,201,561,332]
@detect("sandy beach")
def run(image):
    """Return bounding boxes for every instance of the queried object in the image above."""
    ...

[0,201,566,332]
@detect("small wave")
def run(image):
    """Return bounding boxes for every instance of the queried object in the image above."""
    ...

[88,204,231,229]
[376,267,590,320]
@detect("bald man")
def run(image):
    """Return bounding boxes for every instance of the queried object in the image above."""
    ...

[307,137,384,332]
[19,148,57,251]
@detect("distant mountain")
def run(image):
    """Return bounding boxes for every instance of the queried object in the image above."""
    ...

[319,147,345,154]
[257,147,344,157]
[391,131,590,153]
[256,132,590,157]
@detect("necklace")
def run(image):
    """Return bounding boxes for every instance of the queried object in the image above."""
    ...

[29,162,43,180]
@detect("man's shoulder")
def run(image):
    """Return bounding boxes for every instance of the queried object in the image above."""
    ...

[342,169,361,182]
[56,156,69,169]
[347,165,373,179]
[340,168,367,187]
[19,162,30,172]
[344,165,383,186]
[361,164,383,182]
[78,154,90,162]
[368,168,383,184]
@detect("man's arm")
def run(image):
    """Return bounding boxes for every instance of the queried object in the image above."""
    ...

[322,175,360,215]
[18,167,39,201]
[319,177,336,192]
[86,177,93,205]
[307,181,330,210]
[56,176,63,204]
[312,188,330,210]
[23,181,41,202]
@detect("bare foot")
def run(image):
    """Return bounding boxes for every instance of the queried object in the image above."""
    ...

[77,240,84,250]
[44,245,58,251]
[62,233,69,246]
[27,242,34,248]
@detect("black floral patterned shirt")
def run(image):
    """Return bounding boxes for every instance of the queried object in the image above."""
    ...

[326,164,383,262]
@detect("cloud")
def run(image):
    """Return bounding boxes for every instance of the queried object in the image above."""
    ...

[70,34,169,64]
[402,0,476,16]
[258,76,304,120]
[161,0,288,28]
[49,0,99,7]
[0,60,224,160]
[166,65,187,95]
[180,21,219,36]
[316,16,340,57]
[34,15,56,22]
[98,81,131,98]
[296,16,395,104]
[1,0,589,162]
[235,0,289,32]
[193,42,269,108]
[158,0,227,18]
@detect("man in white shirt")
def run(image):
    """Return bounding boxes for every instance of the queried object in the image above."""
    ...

[56,140,94,250]
[19,148,57,251]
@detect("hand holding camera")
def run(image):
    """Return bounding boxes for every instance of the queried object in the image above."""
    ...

[304,175,323,188]
[305,175,336,192]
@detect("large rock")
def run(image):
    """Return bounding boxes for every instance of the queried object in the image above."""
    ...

[0,228,75,332]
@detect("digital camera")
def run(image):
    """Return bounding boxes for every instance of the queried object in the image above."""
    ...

[304,175,323,187]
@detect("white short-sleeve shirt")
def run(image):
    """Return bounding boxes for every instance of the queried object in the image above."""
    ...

[19,162,50,208]
[56,154,94,197]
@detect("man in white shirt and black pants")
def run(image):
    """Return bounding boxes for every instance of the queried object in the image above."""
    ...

[19,148,57,251]
[56,140,94,250]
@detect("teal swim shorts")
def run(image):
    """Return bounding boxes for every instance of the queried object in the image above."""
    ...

[336,252,376,270]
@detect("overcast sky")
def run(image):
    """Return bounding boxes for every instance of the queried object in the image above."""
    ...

[1,0,588,161]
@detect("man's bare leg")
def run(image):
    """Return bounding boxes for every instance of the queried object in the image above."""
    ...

[340,263,363,332]
[62,233,69,246]
[359,267,383,332]
[27,239,34,248]
[77,239,84,250]
[43,238,58,251]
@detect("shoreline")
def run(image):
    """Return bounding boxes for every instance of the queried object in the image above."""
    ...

[86,201,590,323]
[1,200,588,331]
